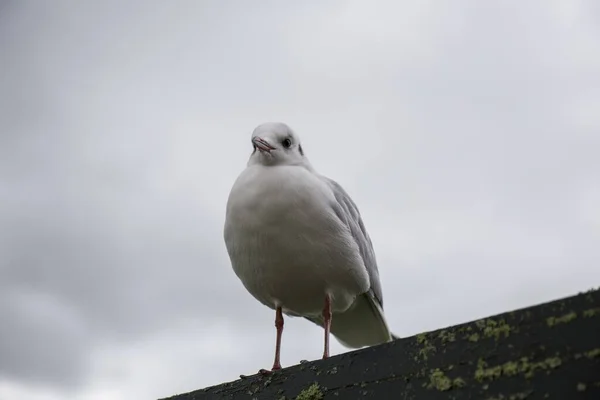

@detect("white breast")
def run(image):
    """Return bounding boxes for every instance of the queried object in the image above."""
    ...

[224,165,370,317]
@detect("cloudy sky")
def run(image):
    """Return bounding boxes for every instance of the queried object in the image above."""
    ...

[1,1,599,399]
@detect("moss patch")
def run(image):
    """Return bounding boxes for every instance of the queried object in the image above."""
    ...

[426,369,465,391]
[438,329,456,343]
[475,356,562,382]
[473,318,512,340]
[296,383,323,400]
[428,369,452,391]
[468,333,480,342]
[585,348,600,359]
[583,307,600,318]
[453,377,467,388]
[546,312,577,327]
[424,368,466,392]
[415,333,436,361]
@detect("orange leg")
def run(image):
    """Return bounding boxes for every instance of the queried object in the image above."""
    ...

[322,294,332,359]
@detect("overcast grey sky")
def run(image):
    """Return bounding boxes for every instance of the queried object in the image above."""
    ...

[1,1,599,399]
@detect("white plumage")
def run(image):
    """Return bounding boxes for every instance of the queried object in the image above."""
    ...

[224,122,395,371]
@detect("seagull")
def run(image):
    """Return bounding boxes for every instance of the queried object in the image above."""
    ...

[224,122,397,373]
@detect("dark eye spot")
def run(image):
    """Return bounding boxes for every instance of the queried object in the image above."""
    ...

[282,138,292,148]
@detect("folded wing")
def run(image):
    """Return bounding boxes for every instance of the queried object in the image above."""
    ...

[304,176,394,348]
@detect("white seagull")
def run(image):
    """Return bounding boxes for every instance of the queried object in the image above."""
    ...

[224,122,397,373]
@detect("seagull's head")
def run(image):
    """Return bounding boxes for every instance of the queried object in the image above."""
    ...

[247,122,310,168]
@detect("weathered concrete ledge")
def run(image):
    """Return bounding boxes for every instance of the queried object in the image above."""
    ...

[162,288,600,399]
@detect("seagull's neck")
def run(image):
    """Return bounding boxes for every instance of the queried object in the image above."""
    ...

[247,157,316,173]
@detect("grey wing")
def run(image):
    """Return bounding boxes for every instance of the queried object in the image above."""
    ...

[320,175,384,309]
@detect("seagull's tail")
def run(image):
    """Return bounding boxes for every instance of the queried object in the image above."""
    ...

[306,292,394,349]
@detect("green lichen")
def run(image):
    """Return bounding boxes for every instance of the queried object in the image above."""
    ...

[468,333,480,342]
[546,311,577,326]
[453,377,466,388]
[475,359,503,381]
[585,348,600,359]
[583,307,600,317]
[438,329,456,343]
[427,369,452,391]
[482,319,512,339]
[246,382,264,396]
[502,361,520,376]
[574,348,600,360]
[577,383,587,392]
[426,369,465,391]
[472,318,512,340]
[475,356,562,382]
[415,333,436,361]
[296,383,323,400]
[524,357,562,378]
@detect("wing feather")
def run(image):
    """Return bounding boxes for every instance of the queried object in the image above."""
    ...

[319,175,384,309]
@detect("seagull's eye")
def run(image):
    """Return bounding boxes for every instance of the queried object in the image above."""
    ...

[282,138,292,149]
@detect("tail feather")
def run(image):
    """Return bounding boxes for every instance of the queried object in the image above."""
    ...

[305,292,393,348]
